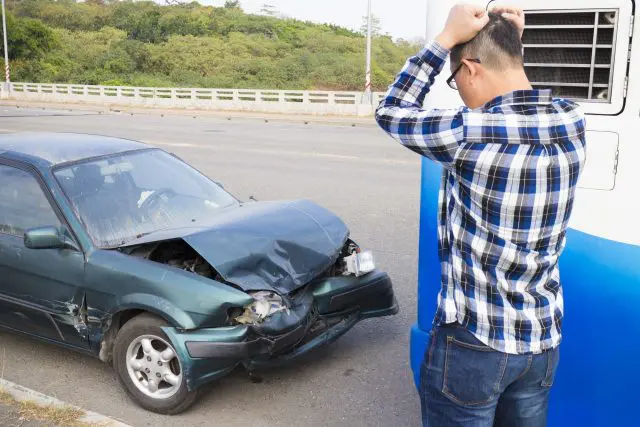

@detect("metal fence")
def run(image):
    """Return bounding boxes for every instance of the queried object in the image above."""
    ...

[0,83,387,116]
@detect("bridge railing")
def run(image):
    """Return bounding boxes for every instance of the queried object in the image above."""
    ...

[1,83,388,116]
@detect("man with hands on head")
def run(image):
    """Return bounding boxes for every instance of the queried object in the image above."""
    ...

[376,4,586,427]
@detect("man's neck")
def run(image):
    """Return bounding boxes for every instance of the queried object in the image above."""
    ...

[490,69,533,97]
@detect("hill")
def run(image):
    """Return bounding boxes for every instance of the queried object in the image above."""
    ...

[1,0,420,91]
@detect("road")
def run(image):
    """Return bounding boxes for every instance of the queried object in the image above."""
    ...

[0,105,424,426]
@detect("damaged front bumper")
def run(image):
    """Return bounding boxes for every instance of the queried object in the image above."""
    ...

[163,270,398,391]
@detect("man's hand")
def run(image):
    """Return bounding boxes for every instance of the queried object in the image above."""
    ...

[492,6,525,39]
[435,4,490,50]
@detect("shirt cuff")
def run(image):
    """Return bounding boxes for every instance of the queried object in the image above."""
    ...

[417,39,451,73]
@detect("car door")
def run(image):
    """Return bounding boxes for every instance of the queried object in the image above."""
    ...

[0,163,88,349]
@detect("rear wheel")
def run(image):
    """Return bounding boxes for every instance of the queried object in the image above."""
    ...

[113,313,198,414]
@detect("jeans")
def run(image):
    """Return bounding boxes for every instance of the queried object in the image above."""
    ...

[420,323,560,427]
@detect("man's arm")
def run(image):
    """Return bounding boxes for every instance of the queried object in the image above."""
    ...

[375,4,489,169]
[375,40,465,169]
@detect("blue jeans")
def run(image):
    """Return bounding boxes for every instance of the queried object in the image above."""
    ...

[420,323,560,427]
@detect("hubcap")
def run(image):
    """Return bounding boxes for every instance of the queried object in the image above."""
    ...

[125,334,182,399]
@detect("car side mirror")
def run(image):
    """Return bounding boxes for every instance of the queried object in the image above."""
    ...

[24,226,79,251]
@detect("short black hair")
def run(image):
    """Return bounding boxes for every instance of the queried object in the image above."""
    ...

[450,13,523,70]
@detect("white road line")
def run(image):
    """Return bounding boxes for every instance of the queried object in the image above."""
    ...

[148,140,415,165]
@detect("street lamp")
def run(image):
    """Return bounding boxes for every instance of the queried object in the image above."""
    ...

[1,0,9,90]
[362,0,372,104]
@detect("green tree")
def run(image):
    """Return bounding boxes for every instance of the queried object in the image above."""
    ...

[1,13,58,60]
[224,1,241,9]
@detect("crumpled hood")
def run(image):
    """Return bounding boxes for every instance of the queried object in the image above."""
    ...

[181,200,349,293]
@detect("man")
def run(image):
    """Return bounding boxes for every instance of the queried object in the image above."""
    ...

[376,4,586,427]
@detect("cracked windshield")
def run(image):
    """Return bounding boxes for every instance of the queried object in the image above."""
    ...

[55,149,238,247]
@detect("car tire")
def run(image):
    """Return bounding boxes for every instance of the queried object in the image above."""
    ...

[113,313,198,415]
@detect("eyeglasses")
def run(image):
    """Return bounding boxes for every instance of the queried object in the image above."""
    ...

[446,58,481,90]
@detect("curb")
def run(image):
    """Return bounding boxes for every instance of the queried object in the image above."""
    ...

[0,378,133,427]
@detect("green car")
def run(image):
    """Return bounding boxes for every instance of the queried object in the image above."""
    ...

[0,133,398,414]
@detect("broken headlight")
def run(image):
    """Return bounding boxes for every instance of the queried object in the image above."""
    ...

[333,241,376,277]
[233,291,290,325]
[343,250,376,277]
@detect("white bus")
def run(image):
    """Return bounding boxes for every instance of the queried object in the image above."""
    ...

[412,1,637,425]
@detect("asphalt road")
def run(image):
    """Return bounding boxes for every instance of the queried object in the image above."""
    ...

[0,105,424,427]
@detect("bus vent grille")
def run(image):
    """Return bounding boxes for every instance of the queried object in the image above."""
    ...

[523,10,618,102]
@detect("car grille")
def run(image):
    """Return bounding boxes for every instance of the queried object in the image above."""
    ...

[523,9,618,102]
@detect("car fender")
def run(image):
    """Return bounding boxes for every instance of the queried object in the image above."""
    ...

[116,293,195,329]
[85,249,255,329]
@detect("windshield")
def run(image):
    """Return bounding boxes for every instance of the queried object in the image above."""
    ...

[55,149,238,247]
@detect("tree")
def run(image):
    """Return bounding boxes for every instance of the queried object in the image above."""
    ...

[1,13,58,60]
[360,14,381,36]
[224,0,241,9]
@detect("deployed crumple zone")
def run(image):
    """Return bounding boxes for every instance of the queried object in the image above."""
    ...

[0,133,398,415]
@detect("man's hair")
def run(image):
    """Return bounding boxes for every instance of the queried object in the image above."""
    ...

[450,13,524,71]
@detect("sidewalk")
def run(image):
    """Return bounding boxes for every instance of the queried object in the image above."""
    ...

[0,99,379,127]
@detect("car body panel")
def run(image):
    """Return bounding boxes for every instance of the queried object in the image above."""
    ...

[83,248,255,338]
[0,232,88,348]
[181,200,350,293]
[0,133,147,167]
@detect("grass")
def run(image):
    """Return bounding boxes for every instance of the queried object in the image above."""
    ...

[0,387,99,427]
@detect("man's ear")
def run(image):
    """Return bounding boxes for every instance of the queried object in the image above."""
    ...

[461,58,480,78]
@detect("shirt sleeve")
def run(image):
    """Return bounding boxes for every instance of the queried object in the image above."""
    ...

[375,40,467,170]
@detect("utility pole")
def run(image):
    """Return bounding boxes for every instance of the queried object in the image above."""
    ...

[1,0,9,96]
[362,0,372,104]
[425,0,429,43]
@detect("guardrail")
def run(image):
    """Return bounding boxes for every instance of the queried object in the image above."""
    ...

[0,83,387,117]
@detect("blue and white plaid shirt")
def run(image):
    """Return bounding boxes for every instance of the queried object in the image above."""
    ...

[376,40,587,354]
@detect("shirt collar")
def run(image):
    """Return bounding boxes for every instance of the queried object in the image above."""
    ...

[482,89,553,109]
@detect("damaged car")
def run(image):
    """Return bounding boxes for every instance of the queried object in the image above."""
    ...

[0,133,398,414]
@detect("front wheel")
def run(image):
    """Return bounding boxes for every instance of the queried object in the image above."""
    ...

[113,313,198,414]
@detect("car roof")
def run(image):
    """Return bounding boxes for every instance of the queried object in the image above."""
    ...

[0,132,150,167]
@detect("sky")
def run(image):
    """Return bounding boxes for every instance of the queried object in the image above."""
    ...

[197,0,429,40]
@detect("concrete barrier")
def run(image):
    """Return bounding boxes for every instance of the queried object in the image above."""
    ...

[3,83,387,117]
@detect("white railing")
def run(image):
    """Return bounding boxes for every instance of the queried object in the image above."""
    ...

[1,83,387,117]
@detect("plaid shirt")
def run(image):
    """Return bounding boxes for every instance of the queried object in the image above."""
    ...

[376,40,586,354]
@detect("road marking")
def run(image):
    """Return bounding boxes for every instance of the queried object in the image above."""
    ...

[158,142,198,148]
[148,140,416,166]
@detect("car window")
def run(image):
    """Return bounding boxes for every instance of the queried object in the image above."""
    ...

[0,165,61,237]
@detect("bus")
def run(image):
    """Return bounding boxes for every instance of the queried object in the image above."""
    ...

[411,1,637,425]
